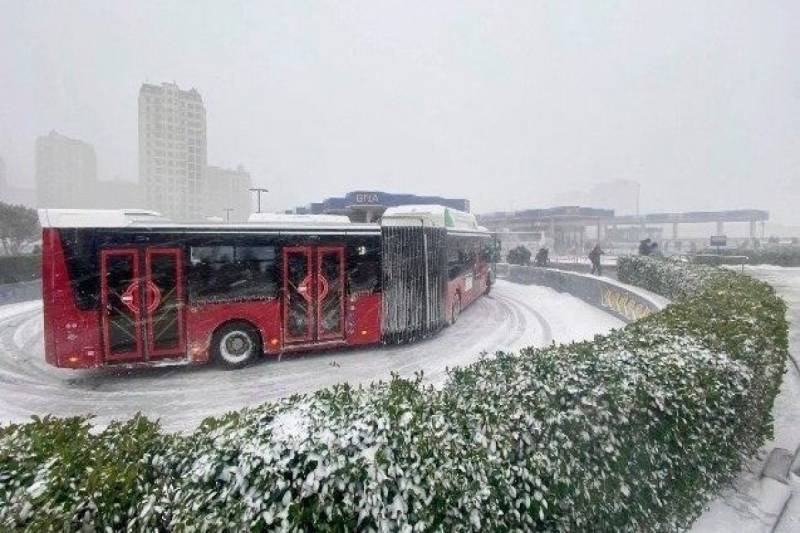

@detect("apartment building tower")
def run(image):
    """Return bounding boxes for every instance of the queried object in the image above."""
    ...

[205,165,253,222]
[138,82,207,221]
[35,131,98,208]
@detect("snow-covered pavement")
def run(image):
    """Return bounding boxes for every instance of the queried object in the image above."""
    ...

[692,266,800,533]
[0,280,623,432]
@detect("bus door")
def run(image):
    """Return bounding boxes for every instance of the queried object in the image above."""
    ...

[144,248,185,360]
[282,245,345,345]
[100,247,185,363]
[100,249,142,362]
[316,246,345,340]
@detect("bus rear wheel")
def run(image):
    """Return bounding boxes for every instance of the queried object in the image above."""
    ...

[212,322,261,370]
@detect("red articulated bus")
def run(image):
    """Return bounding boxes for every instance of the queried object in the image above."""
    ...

[39,205,494,370]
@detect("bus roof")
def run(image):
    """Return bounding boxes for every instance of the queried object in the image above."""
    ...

[248,213,352,224]
[37,206,489,235]
[37,208,379,233]
[381,204,488,233]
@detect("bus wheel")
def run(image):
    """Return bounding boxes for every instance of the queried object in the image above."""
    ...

[451,294,461,325]
[213,322,260,370]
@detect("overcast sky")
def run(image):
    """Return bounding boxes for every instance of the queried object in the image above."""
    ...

[1,1,798,223]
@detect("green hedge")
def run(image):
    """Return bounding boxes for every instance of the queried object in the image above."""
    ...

[0,257,788,531]
[0,255,41,284]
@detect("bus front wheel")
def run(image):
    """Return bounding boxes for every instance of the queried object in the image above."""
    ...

[212,322,261,370]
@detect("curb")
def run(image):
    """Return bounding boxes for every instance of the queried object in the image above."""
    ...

[498,263,668,322]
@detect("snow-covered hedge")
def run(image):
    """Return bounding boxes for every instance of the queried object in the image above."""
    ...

[0,257,788,531]
[617,255,722,301]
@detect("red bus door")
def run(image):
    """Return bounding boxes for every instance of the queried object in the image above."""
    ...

[100,247,185,363]
[283,245,345,345]
[101,249,142,362]
[144,248,185,360]
[316,246,345,340]
[283,247,315,343]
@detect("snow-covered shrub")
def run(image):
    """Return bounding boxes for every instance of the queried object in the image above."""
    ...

[0,258,789,531]
[0,414,175,531]
[621,256,788,442]
[617,255,724,300]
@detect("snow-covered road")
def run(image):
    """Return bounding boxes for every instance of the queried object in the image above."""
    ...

[0,280,623,432]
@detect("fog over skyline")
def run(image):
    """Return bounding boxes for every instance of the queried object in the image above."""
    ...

[1,1,798,224]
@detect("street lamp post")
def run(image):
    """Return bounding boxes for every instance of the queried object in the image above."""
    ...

[249,187,269,214]
[223,208,234,222]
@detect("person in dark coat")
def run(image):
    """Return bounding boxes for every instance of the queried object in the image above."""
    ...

[588,244,604,275]
[534,247,550,267]
[638,238,652,256]
[649,241,660,257]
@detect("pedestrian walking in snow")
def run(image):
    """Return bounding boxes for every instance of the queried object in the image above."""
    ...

[639,238,652,256]
[534,247,550,267]
[589,244,604,275]
[650,241,661,257]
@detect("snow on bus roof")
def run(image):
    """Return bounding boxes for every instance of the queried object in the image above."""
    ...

[38,206,490,234]
[381,204,485,232]
[38,208,170,228]
[37,208,378,232]
[248,213,352,224]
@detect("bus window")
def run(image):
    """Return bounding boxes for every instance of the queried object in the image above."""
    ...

[481,239,498,263]
[188,245,278,303]
[348,258,380,294]
[347,243,380,294]
[191,245,234,264]
[447,238,461,280]
[60,228,100,310]
[448,236,478,280]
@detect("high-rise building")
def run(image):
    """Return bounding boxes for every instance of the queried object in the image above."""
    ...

[138,82,207,221]
[35,131,98,208]
[205,165,252,222]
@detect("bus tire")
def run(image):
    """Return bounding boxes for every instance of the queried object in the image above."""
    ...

[451,294,461,325]
[212,322,261,370]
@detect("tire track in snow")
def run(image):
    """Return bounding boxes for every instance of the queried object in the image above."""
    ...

[0,281,622,431]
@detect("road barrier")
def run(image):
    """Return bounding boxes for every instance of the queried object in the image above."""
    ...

[497,263,666,322]
[0,280,41,305]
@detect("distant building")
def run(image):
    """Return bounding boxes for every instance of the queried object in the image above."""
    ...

[35,131,98,208]
[138,82,207,221]
[292,191,470,223]
[479,206,614,253]
[205,165,252,221]
[481,206,770,255]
